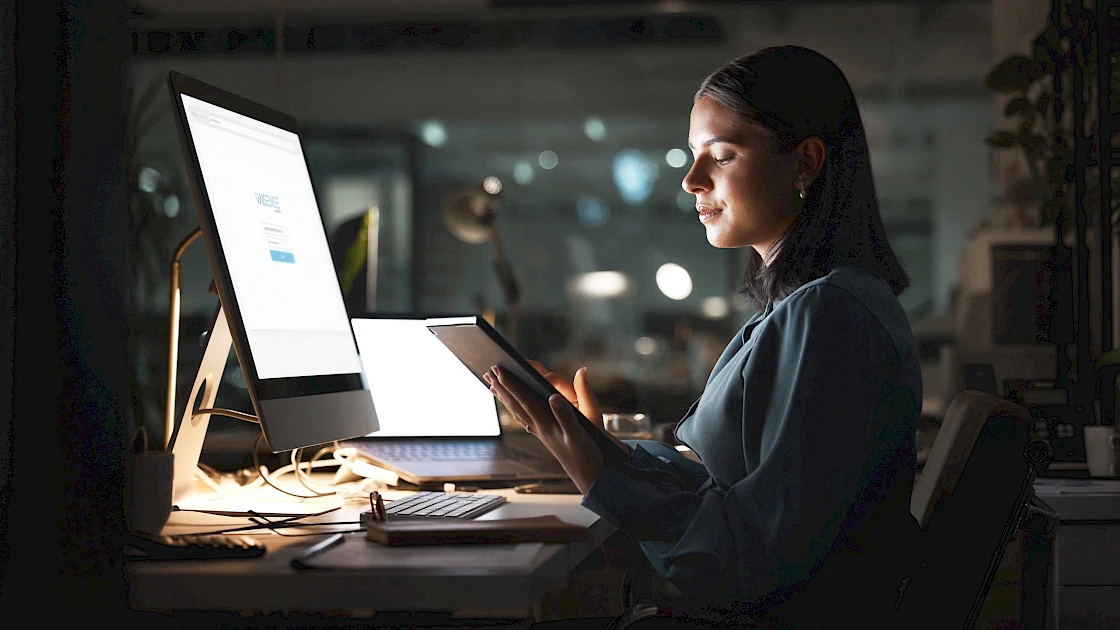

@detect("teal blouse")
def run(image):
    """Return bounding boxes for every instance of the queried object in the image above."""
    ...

[581,265,923,623]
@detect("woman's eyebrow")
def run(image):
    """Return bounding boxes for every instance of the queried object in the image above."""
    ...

[687,136,737,150]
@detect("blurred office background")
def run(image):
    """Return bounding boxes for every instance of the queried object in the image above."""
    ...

[122,0,1027,459]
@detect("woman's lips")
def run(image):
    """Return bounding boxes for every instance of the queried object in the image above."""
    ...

[697,206,721,223]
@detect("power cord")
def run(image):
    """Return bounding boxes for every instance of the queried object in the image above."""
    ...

[251,433,323,499]
[171,506,360,537]
[192,407,260,423]
[290,447,336,497]
[182,408,380,501]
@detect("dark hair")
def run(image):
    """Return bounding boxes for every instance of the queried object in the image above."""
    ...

[695,45,909,307]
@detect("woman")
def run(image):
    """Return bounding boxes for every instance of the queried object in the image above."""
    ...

[484,45,922,628]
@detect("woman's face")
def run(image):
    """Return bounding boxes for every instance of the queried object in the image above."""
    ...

[683,97,802,258]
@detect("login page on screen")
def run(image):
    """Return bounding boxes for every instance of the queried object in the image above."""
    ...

[182,94,361,380]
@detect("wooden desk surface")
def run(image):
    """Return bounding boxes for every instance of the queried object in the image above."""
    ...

[125,486,613,616]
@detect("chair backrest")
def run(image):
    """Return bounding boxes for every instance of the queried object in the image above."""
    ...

[904,390,1039,630]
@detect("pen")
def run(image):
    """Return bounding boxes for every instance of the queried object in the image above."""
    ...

[291,532,345,569]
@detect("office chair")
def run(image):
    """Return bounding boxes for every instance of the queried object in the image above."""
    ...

[902,389,1057,630]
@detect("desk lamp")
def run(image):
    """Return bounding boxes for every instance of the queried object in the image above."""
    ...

[165,227,202,449]
[442,183,522,347]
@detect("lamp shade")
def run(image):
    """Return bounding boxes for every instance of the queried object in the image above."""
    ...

[442,186,498,245]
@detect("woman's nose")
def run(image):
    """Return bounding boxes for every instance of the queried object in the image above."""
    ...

[682,160,710,194]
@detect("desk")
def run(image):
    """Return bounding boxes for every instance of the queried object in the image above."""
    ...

[125,487,614,620]
[1031,479,1120,629]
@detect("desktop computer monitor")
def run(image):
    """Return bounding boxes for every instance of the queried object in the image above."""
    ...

[167,71,377,453]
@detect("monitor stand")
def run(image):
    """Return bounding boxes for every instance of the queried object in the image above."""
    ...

[168,304,233,507]
[166,305,336,516]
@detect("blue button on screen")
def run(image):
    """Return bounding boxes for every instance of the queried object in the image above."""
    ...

[269,249,295,264]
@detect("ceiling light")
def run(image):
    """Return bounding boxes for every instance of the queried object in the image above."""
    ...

[538,150,558,170]
[137,165,160,193]
[162,194,181,218]
[665,148,688,168]
[634,336,657,356]
[701,296,730,319]
[573,271,629,298]
[513,161,534,185]
[482,176,502,195]
[584,117,606,141]
[656,263,692,300]
[613,149,659,205]
[421,120,446,147]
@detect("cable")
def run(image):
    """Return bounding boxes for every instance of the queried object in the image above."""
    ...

[192,407,259,423]
[193,461,266,495]
[250,434,350,500]
[186,436,349,505]
[296,445,339,496]
[194,467,224,492]
[247,510,357,537]
[290,448,335,497]
[252,433,320,499]
[170,506,357,537]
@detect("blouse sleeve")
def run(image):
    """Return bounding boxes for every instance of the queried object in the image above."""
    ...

[580,285,899,603]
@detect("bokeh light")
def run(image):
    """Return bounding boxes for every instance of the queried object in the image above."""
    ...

[583,117,606,141]
[421,120,446,147]
[656,263,693,300]
[538,150,559,170]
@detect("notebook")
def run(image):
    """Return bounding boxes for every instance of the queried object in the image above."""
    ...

[343,315,569,485]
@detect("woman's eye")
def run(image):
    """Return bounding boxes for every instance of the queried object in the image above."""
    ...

[714,156,734,165]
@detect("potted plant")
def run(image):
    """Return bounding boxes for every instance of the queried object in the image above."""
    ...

[984,0,1118,230]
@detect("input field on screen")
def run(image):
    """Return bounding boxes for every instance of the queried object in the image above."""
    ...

[265,234,290,248]
[207,115,295,151]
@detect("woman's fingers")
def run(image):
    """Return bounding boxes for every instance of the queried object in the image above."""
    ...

[544,373,578,402]
[492,367,560,439]
[526,360,583,405]
[486,375,530,427]
[549,394,578,434]
[572,367,604,428]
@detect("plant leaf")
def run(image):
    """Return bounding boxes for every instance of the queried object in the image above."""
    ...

[987,54,1044,91]
[987,130,1018,147]
[1035,92,1054,114]
[1005,97,1031,116]
[1032,25,1062,68]
[1019,130,1046,153]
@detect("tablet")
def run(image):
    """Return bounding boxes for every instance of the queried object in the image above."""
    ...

[425,316,628,466]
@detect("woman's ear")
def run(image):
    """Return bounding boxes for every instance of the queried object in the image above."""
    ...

[796,136,827,185]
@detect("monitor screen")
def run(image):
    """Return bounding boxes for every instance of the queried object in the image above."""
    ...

[180,93,360,380]
[351,317,500,438]
[169,71,376,453]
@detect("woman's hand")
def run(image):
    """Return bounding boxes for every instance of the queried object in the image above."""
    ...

[484,365,623,493]
[527,361,629,456]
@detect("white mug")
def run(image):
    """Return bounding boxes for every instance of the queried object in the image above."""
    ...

[602,413,653,440]
[1083,425,1120,478]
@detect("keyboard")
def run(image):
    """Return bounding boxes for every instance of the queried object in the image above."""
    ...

[380,491,506,519]
[358,442,538,463]
[122,532,266,560]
